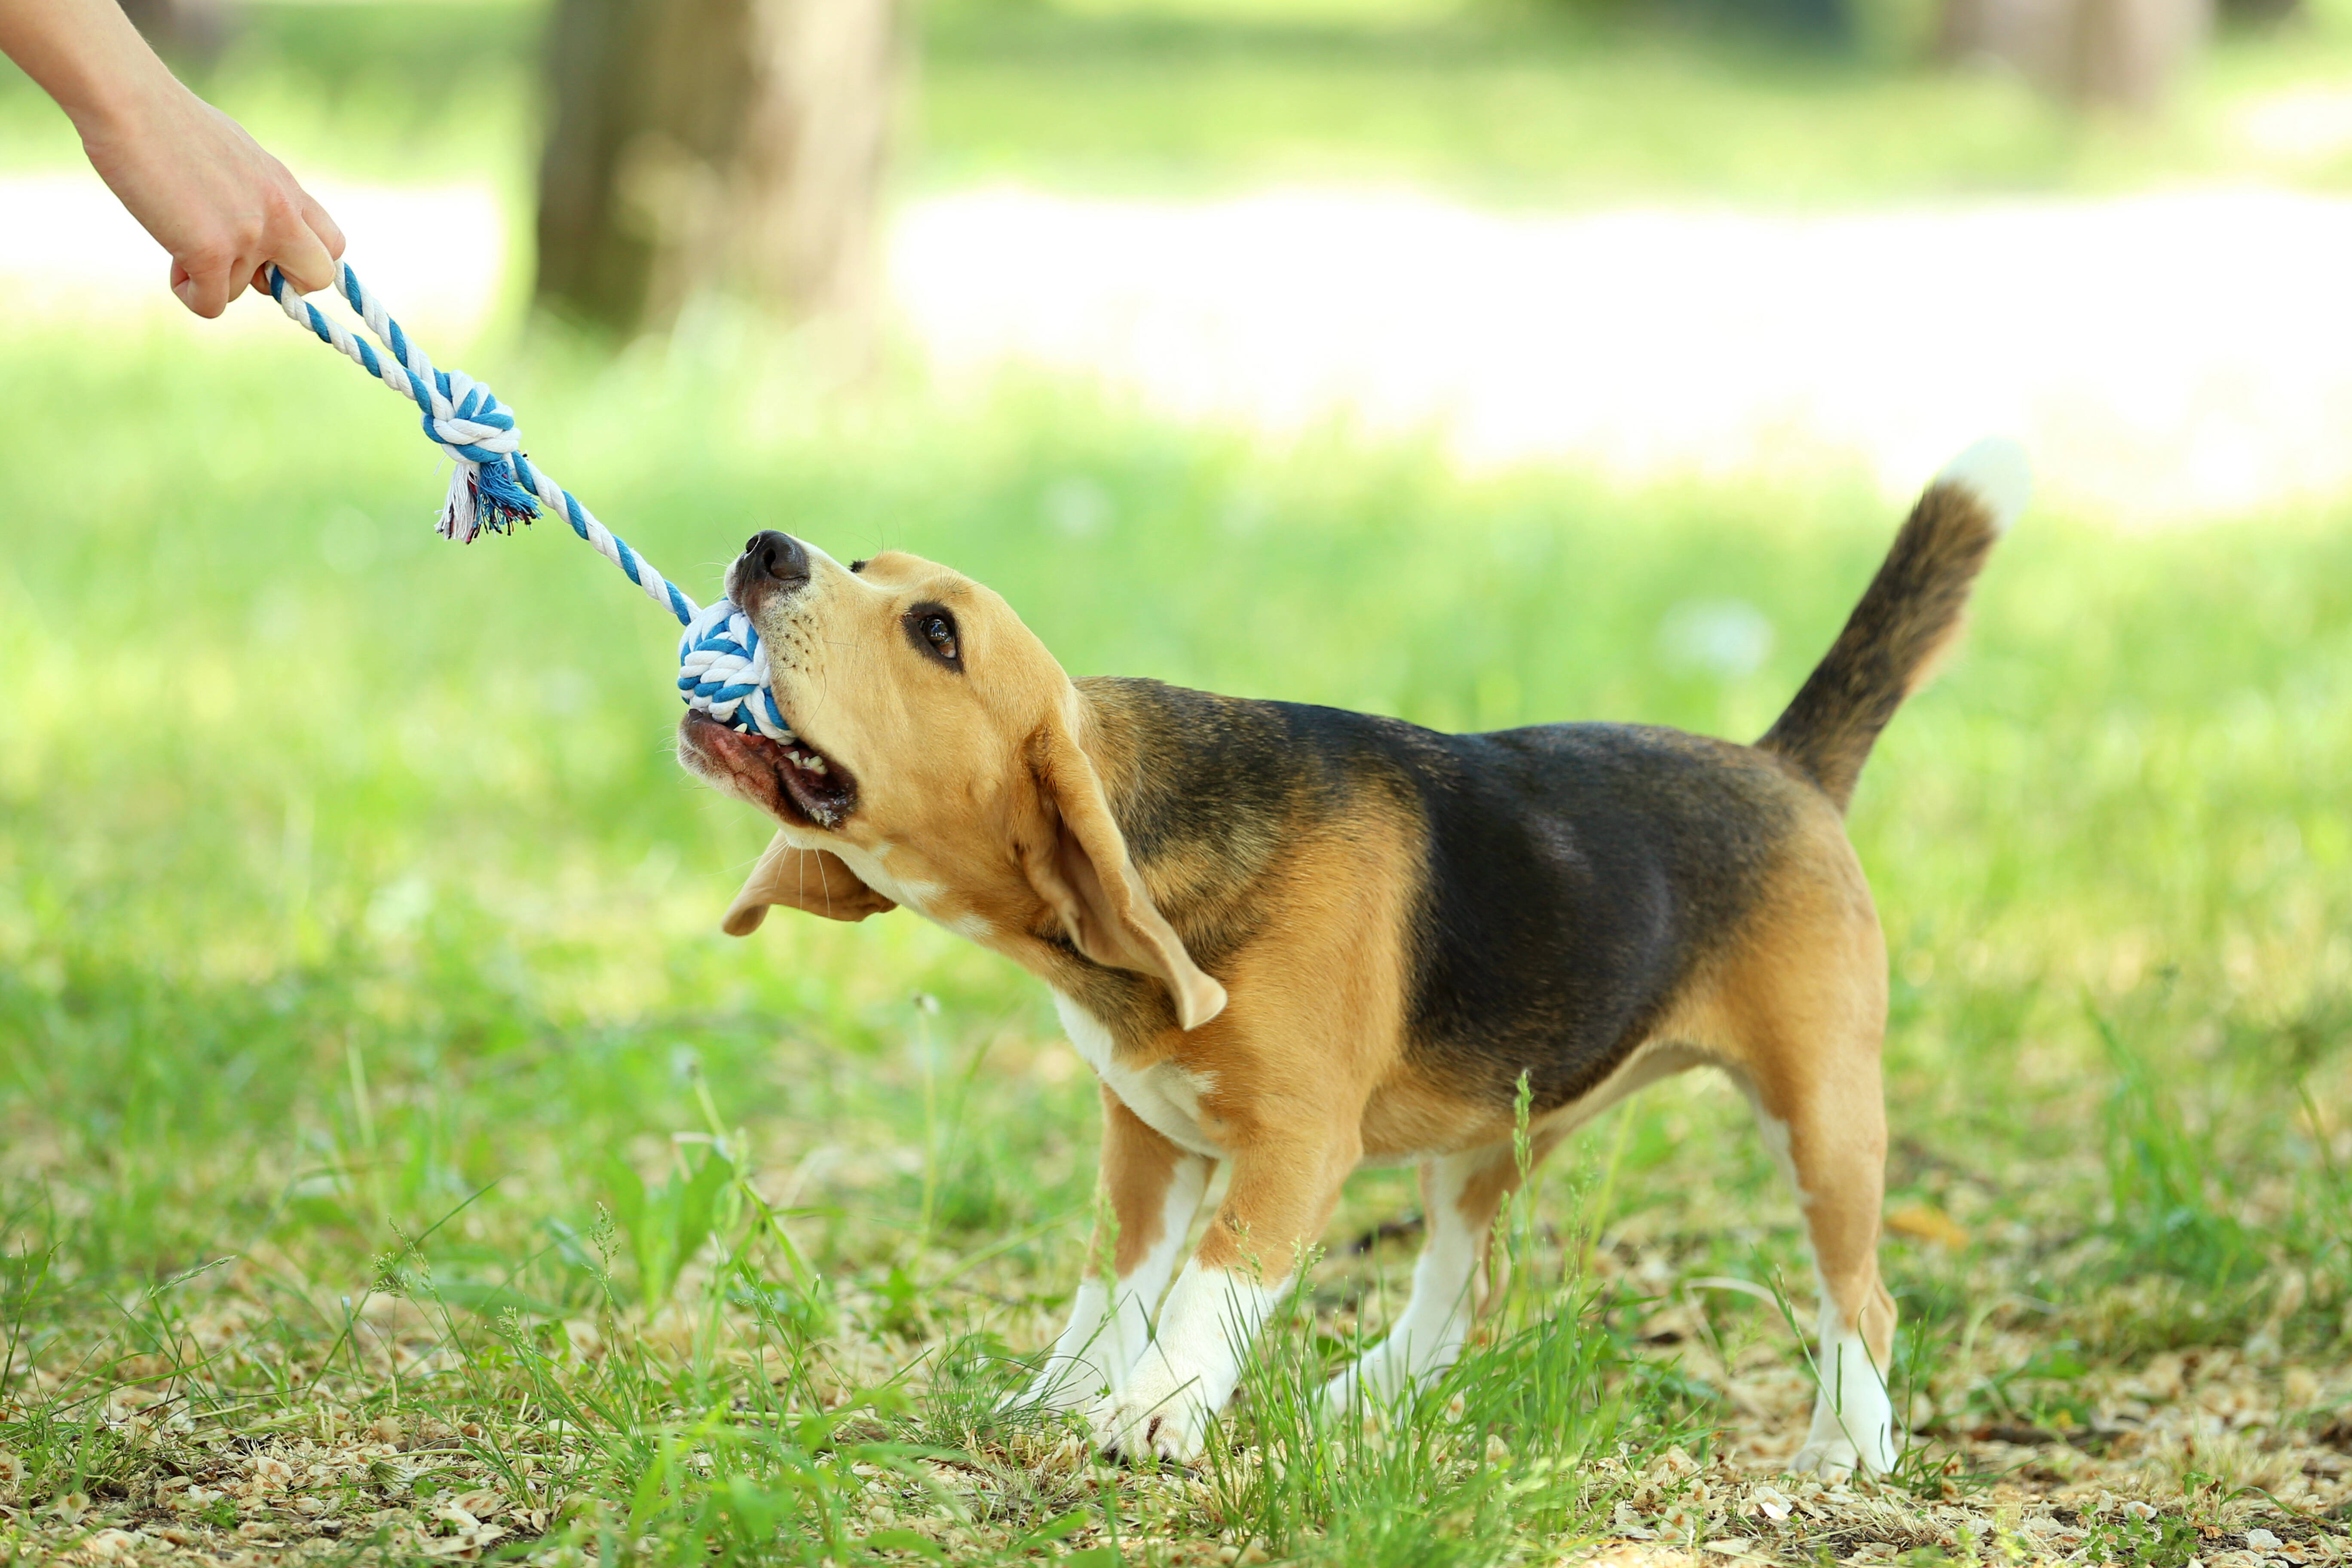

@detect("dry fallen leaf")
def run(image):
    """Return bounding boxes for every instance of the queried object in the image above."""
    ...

[1883,1203,1970,1250]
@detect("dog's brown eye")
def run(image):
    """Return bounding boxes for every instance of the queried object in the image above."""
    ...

[905,604,962,669]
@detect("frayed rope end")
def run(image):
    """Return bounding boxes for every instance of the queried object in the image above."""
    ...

[474,456,542,532]
[436,457,542,543]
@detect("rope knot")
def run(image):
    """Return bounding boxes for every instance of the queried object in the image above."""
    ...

[678,600,795,743]
[426,369,541,542]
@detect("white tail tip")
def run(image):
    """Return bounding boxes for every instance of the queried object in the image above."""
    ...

[1935,437,2032,534]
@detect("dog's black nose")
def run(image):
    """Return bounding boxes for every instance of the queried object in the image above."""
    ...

[743,530,809,588]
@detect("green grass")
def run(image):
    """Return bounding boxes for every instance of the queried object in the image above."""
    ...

[2,309,2350,1562]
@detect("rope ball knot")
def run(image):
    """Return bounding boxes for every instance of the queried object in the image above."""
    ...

[679,601,795,744]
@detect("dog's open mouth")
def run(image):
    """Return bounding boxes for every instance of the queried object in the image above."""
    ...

[680,710,858,829]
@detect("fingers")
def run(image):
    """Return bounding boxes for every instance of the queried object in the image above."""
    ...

[170,227,312,317]
[170,251,237,319]
[268,215,338,297]
[218,187,343,309]
[171,215,332,317]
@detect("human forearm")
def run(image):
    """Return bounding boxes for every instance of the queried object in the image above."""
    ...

[0,0,344,315]
[0,0,176,141]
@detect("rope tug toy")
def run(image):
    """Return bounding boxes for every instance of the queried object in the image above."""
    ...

[265,261,794,745]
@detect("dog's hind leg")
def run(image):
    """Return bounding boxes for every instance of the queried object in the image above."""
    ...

[1736,1038,1899,1476]
[1703,813,1901,1476]
[1320,1136,1551,1413]
[1008,1086,1210,1414]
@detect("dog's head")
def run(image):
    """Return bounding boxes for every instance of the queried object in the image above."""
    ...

[677,531,1225,1030]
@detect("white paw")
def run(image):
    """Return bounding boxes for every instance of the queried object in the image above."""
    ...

[998,1360,1106,1416]
[1788,1423,1898,1477]
[1788,1436,1862,1477]
[1083,1261,1275,1464]
[1320,1343,1415,1415]
[1320,1363,1371,1417]
[1087,1384,1215,1466]
[1796,1323,1897,1476]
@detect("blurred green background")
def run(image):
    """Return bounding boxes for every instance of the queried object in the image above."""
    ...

[14,0,2352,196]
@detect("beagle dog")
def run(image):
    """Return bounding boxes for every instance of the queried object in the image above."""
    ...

[677,440,2028,1474]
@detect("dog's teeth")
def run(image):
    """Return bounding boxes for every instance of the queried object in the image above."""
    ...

[806,756,827,774]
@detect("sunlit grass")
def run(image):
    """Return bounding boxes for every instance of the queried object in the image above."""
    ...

[2,312,2350,1560]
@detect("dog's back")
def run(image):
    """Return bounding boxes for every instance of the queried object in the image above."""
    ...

[1396,719,1816,1111]
[1081,439,2028,1118]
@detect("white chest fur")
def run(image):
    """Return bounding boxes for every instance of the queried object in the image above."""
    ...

[821,839,939,916]
[1052,993,1224,1157]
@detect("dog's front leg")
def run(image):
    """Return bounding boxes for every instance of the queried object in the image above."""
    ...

[1322,1135,1552,1412]
[1092,1121,1358,1465]
[1008,1087,1211,1414]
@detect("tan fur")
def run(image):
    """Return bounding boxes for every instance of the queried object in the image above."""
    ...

[1700,803,1896,1360]
[1145,816,1419,1280]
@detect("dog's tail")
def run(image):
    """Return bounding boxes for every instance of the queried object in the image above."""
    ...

[1757,438,2030,813]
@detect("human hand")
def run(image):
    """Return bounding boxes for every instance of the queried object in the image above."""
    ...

[79,78,345,317]
[0,0,344,316]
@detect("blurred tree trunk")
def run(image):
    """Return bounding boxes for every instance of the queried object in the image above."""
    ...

[116,0,225,62]
[1939,0,2210,111]
[534,0,900,342]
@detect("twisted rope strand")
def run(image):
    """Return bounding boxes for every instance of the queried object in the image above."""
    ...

[266,262,794,744]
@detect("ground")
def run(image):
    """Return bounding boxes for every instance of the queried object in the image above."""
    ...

[4,2,2352,1564]
[6,324,2349,1562]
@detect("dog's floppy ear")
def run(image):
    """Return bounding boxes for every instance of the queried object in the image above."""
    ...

[1021,720,1227,1030]
[723,830,897,934]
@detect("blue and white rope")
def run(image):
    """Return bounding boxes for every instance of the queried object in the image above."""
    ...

[266,262,793,745]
